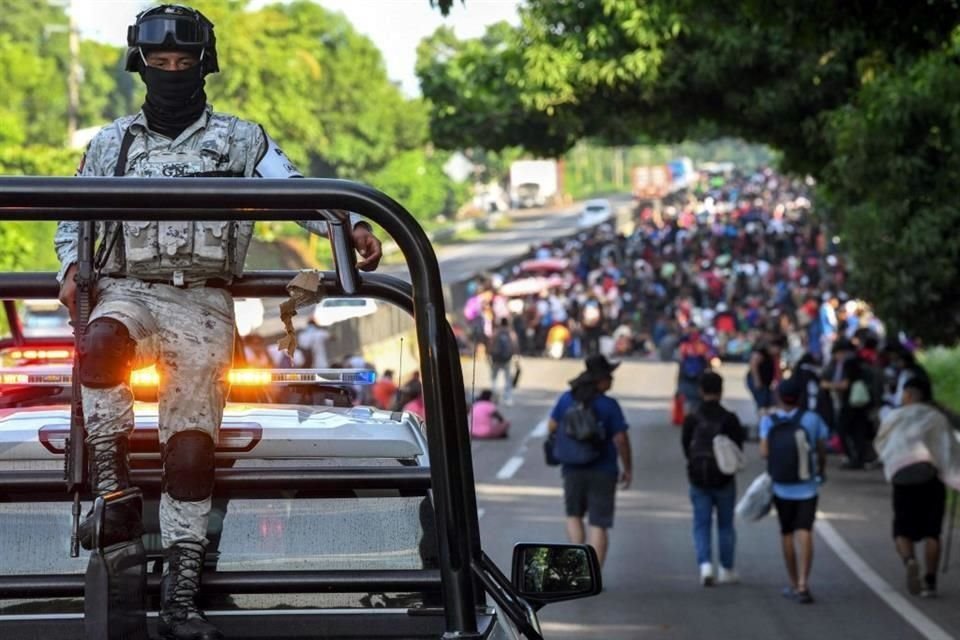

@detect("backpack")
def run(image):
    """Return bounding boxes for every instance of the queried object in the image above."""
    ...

[680,354,707,380]
[553,400,606,465]
[766,411,812,484]
[489,329,515,364]
[688,414,728,487]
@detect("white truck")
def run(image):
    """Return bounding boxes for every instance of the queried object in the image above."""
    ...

[509,160,560,209]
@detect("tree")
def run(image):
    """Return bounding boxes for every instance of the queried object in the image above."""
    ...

[824,33,960,344]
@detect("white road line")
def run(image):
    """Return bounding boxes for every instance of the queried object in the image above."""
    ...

[493,419,549,480]
[496,456,525,480]
[817,515,954,640]
[532,419,549,438]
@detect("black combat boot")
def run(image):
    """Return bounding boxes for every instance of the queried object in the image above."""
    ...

[159,541,223,640]
[78,433,144,550]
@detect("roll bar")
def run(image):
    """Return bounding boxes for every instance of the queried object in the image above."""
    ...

[0,177,486,637]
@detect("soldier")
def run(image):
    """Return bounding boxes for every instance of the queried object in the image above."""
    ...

[54,5,382,639]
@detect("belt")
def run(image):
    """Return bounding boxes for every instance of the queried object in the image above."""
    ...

[112,275,231,290]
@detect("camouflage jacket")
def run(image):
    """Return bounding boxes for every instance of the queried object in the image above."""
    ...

[55,106,360,283]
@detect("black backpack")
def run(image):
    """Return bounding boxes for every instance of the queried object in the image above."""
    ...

[489,329,514,363]
[766,411,811,483]
[563,401,605,443]
[688,414,728,487]
[554,401,606,465]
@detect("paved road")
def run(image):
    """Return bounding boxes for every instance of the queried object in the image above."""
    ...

[465,356,960,640]
[384,195,634,284]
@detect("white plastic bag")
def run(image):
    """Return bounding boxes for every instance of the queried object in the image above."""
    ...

[713,434,746,475]
[736,472,773,522]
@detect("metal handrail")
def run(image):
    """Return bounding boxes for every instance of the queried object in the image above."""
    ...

[0,177,483,635]
[0,467,431,499]
[0,569,442,598]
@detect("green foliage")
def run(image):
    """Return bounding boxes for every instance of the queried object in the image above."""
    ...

[190,0,429,179]
[370,149,464,223]
[416,24,582,157]
[824,30,960,345]
[920,347,960,414]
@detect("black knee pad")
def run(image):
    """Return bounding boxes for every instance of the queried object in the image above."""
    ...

[162,431,216,502]
[79,318,136,388]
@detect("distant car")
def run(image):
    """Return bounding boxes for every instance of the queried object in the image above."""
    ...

[20,300,71,338]
[577,199,613,227]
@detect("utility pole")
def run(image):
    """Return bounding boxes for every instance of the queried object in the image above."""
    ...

[67,0,80,143]
[47,0,81,145]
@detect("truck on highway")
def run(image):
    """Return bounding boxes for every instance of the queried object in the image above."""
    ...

[0,177,602,640]
[509,160,560,209]
[632,157,696,200]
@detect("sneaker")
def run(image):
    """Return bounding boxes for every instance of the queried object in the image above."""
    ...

[699,562,714,587]
[718,568,739,585]
[905,558,921,595]
[795,589,815,604]
[781,586,798,600]
[921,575,938,598]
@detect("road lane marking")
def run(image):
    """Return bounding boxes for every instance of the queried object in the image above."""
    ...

[494,419,548,480]
[817,515,954,640]
[532,419,549,438]
[496,456,525,480]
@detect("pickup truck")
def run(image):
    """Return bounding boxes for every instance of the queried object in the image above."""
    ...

[0,177,602,639]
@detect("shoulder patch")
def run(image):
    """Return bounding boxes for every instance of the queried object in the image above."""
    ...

[254,132,303,178]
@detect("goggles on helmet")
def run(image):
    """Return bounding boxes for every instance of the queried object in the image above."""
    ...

[128,15,210,49]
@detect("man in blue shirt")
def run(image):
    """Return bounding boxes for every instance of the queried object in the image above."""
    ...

[760,376,829,604]
[548,355,633,567]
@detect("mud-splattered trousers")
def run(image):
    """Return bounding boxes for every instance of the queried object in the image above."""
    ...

[83,277,234,548]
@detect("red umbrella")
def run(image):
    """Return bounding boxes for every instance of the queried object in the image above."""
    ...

[519,258,570,274]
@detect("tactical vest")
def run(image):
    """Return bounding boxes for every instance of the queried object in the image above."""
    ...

[99,113,257,284]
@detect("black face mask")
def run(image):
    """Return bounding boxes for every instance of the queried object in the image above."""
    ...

[140,64,207,140]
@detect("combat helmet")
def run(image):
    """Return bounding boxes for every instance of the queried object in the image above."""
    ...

[125,4,219,74]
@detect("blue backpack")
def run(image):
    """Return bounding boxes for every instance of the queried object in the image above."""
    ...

[680,354,707,380]
[766,412,811,483]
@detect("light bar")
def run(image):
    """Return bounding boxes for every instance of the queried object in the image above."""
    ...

[0,347,73,366]
[0,367,376,388]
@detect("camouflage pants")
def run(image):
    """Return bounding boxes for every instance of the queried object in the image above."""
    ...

[81,277,235,548]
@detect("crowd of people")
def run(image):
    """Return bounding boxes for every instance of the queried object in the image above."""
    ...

[462,165,960,603]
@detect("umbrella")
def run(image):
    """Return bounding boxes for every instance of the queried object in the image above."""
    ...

[498,275,565,297]
[519,258,570,274]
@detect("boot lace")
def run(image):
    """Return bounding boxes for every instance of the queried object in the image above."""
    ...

[169,543,205,618]
[88,434,123,492]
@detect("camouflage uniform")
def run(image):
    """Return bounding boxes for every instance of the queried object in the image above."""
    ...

[55,105,348,548]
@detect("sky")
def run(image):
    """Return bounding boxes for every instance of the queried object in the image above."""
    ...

[71,0,521,95]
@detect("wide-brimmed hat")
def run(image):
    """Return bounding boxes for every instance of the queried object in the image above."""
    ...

[584,354,620,378]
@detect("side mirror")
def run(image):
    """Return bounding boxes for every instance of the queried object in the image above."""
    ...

[511,543,602,607]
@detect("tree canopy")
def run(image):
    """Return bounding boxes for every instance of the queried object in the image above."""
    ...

[419,0,960,344]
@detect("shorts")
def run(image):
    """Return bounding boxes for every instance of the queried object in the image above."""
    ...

[893,477,946,541]
[773,495,818,534]
[563,469,617,529]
